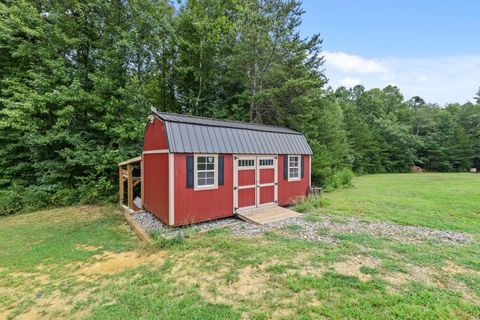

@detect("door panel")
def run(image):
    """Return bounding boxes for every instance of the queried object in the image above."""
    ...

[259,185,274,204]
[259,168,274,184]
[238,170,255,186]
[238,188,256,208]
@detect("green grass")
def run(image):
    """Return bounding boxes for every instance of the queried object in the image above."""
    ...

[0,173,479,319]
[319,173,480,234]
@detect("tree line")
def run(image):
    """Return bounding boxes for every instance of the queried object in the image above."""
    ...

[1,0,479,215]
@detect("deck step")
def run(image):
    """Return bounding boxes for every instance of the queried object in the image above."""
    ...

[237,206,301,225]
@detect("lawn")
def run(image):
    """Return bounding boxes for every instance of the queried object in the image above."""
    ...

[320,173,480,234]
[0,173,479,319]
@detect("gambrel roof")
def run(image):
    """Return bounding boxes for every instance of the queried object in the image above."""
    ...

[152,109,313,155]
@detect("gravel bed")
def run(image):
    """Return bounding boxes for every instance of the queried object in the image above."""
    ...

[131,211,472,244]
[132,211,165,233]
[229,215,472,244]
[229,217,336,243]
[315,215,472,243]
[131,211,239,238]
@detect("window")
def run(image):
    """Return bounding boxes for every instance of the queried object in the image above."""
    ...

[238,159,255,167]
[288,155,300,180]
[259,159,274,166]
[195,154,217,189]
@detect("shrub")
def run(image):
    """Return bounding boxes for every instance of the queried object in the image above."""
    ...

[150,231,186,248]
[293,195,331,214]
[293,196,311,213]
[337,168,354,187]
[322,168,354,191]
[0,188,24,216]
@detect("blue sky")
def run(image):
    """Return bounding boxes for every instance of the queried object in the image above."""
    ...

[299,0,480,104]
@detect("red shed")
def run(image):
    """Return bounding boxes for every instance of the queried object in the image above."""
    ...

[142,109,313,226]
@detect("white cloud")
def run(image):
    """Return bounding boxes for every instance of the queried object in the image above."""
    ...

[324,51,480,105]
[339,77,362,87]
[324,51,388,74]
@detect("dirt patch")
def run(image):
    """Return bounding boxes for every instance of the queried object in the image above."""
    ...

[384,265,447,288]
[75,244,103,251]
[383,272,411,286]
[230,265,268,297]
[171,250,269,305]
[292,252,325,277]
[75,250,166,275]
[333,256,379,281]
[12,272,51,286]
[441,260,479,276]
[3,250,158,320]
[383,264,480,304]
[11,288,98,320]
[181,264,269,304]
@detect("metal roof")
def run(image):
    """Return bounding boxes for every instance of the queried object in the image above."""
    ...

[152,109,313,155]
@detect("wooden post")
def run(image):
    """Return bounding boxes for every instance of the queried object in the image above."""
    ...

[127,164,133,209]
[119,166,124,205]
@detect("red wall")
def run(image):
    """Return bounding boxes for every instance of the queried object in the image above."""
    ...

[173,154,234,226]
[278,155,310,206]
[144,118,169,151]
[143,154,169,223]
[143,118,169,224]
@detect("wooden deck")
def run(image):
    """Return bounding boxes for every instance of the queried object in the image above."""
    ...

[237,206,301,225]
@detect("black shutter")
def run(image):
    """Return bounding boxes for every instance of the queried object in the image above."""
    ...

[301,155,305,179]
[284,155,288,180]
[218,155,224,185]
[186,155,194,188]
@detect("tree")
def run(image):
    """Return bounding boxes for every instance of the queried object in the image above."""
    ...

[335,88,381,174]
[301,91,350,186]
[475,87,480,104]
[0,0,176,213]
[228,0,324,124]
[175,0,235,116]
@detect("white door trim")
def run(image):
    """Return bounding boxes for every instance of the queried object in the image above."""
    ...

[168,153,174,226]
[256,155,278,208]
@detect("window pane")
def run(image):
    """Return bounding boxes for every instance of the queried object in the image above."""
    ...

[206,178,214,185]
[206,163,214,170]
[289,167,299,178]
[260,159,273,166]
[206,171,214,179]
[289,156,299,167]
[207,156,215,164]
[198,172,206,179]
[239,159,255,167]
[198,178,206,186]
[197,163,206,170]
[198,156,206,164]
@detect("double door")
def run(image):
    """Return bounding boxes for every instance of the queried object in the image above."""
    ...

[234,155,278,212]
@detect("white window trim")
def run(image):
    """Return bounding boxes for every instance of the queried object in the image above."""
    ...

[237,158,256,170]
[258,157,275,168]
[288,155,301,181]
[194,154,218,191]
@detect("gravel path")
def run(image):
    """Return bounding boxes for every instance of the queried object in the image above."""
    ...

[131,211,471,244]
[229,215,472,244]
[131,211,238,238]
[315,215,472,243]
